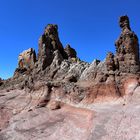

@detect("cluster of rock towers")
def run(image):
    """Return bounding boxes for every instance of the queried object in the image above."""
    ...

[16,15,139,79]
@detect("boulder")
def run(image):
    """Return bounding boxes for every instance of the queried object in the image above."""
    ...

[47,100,61,110]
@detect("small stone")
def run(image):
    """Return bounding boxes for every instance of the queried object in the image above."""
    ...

[47,100,61,110]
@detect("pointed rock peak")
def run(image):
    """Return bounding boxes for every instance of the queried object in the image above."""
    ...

[64,44,77,59]
[119,15,131,31]
[44,24,58,36]
[18,48,36,69]
[115,15,140,73]
[38,24,65,70]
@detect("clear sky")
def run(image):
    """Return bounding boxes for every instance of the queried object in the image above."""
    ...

[0,0,140,79]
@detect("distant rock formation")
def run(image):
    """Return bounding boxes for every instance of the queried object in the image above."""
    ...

[115,15,140,73]
[1,15,139,97]
[0,15,139,108]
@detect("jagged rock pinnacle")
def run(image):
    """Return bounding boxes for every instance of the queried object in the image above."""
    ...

[114,15,140,73]
[119,15,131,31]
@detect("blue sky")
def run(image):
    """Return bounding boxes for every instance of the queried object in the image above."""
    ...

[0,0,140,79]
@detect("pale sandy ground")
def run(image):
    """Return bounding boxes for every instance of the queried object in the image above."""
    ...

[0,86,140,140]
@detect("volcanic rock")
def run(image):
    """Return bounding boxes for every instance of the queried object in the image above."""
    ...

[106,52,116,71]
[38,24,65,70]
[18,48,36,70]
[115,15,140,73]
[0,16,140,140]
[64,44,77,59]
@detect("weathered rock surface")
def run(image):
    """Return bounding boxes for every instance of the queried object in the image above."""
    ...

[18,48,36,69]
[115,15,140,73]
[38,24,65,70]
[64,44,77,59]
[0,15,140,140]
[0,82,140,140]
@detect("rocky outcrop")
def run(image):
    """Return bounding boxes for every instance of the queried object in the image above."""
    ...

[14,48,36,78]
[0,15,140,140]
[2,15,140,99]
[64,44,77,59]
[18,48,36,70]
[105,52,117,71]
[38,24,65,70]
[115,15,140,73]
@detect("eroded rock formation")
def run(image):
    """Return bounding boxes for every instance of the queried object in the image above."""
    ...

[18,48,36,70]
[64,44,77,59]
[115,15,139,73]
[38,24,65,70]
[1,15,140,103]
[0,15,140,140]
[105,52,116,71]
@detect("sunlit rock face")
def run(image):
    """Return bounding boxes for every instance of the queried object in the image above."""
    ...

[13,48,36,78]
[18,48,36,70]
[0,16,140,140]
